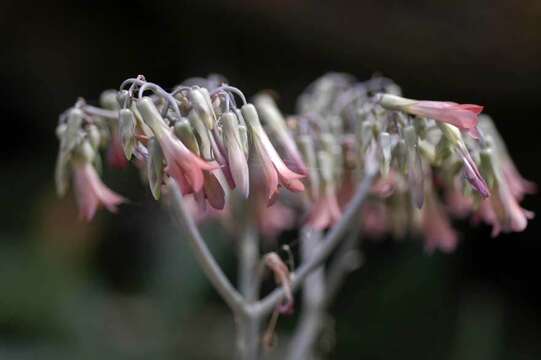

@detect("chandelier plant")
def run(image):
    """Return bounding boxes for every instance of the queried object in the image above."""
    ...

[54,73,534,359]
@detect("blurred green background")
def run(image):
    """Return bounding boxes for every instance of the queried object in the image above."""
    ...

[1,1,540,359]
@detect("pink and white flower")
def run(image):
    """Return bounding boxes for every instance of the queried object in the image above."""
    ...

[422,195,458,253]
[137,97,217,194]
[72,161,125,221]
[243,104,305,202]
[306,190,342,230]
[377,94,483,138]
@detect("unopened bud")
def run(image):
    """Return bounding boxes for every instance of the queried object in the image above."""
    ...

[320,133,342,182]
[254,94,307,175]
[439,123,462,145]
[62,108,85,153]
[393,139,408,175]
[376,93,416,111]
[358,121,374,151]
[479,147,498,190]
[99,89,120,110]
[136,97,167,137]
[174,121,200,155]
[147,138,164,200]
[55,124,67,140]
[86,124,101,149]
[116,89,130,108]
[379,132,392,176]
[318,150,335,188]
[298,135,320,200]
[188,109,212,160]
[119,109,137,160]
[74,140,96,163]
[434,136,453,165]
[418,139,436,164]
[404,125,424,208]
[222,112,249,198]
[189,88,216,129]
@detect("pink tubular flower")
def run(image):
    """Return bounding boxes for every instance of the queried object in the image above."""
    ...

[445,182,474,218]
[256,201,296,239]
[406,101,483,137]
[422,194,458,254]
[243,104,305,202]
[137,97,217,194]
[378,94,483,138]
[107,127,129,168]
[501,161,536,201]
[361,201,388,239]
[72,161,125,221]
[160,129,217,194]
[306,190,342,230]
[479,182,534,237]
[440,123,490,197]
[253,94,308,176]
[457,145,491,198]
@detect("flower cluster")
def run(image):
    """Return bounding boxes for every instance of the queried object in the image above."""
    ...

[54,73,535,252]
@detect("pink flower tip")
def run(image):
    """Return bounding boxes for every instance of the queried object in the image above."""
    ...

[73,162,125,221]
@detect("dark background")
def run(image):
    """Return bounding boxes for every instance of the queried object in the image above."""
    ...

[1,1,540,359]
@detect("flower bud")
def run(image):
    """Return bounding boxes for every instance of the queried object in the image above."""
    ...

[393,139,408,175]
[376,93,416,110]
[136,97,166,137]
[147,137,164,200]
[62,108,85,153]
[321,132,342,175]
[55,151,70,197]
[434,135,453,165]
[298,135,320,200]
[119,109,137,160]
[254,94,307,175]
[188,109,213,160]
[86,124,101,150]
[55,124,67,139]
[358,120,375,151]
[189,88,216,129]
[116,89,130,108]
[222,111,249,198]
[404,125,424,208]
[99,89,120,110]
[174,121,200,155]
[317,150,335,188]
[74,140,96,164]
[379,132,392,176]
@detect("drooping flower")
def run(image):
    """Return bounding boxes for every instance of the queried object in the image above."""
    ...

[501,160,536,201]
[445,180,474,218]
[439,123,490,197]
[256,200,296,239]
[377,93,483,138]
[254,94,308,175]
[361,201,388,239]
[107,125,129,168]
[306,151,341,230]
[71,142,125,221]
[475,145,534,236]
[478,181,534,237]
[222,111,250,198]
[306,191,342,230]
[242,104,305,202]
[73,161,125,221]
[422,192,458,254]
[136,97,216,194]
